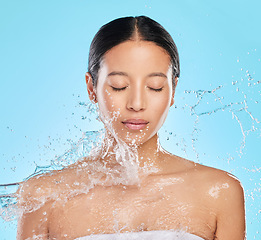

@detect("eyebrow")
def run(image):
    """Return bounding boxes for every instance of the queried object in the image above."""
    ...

[107,71,167,78]
[107,71,128,77]
[147,72,167,78]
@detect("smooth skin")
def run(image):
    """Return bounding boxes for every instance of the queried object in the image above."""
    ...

[17,40,245,240]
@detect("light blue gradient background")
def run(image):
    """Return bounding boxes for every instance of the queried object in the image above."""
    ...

[0,0,260,239]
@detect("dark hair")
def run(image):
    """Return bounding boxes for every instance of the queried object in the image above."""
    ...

[88,16,180,88]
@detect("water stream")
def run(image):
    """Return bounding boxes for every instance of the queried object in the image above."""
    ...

[1,67,260,238]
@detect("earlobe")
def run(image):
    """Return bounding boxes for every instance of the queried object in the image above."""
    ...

[85,72,97,103]
[170,97,174,107]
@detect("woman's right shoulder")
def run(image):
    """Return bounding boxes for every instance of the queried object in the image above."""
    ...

[15,163,84,239]
[17,158,91,211]
[17,169,63,211]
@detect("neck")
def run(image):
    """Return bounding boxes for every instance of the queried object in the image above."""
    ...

[136,134,163,168]
[99,132,165,172]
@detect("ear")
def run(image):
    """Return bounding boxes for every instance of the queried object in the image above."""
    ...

[85,72,98,103]
[170,77,178,107]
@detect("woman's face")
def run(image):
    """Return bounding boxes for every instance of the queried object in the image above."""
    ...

[87,40,175,146]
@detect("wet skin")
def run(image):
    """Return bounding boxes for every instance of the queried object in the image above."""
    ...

[17,41,245,240]
[17,155,245,240]
[86,40,175,147]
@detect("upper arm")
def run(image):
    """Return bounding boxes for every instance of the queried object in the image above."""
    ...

[17,203,49,240]
[16,179,51,240]
[214,176,246,240]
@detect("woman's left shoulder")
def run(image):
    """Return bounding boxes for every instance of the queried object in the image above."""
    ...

[195,163,244,201]
[192,165,246,238]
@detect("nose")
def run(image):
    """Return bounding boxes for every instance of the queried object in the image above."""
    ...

[126,87,146,112]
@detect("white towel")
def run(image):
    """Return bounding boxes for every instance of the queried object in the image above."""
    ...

[75,230,204,240]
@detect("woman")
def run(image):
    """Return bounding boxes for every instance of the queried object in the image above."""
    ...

[17,16,245,240]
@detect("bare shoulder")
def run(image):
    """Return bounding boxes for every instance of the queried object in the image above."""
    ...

[195,163,244,198]
[16,168,67,239]
[188,161,245,235]
[191,163,246,238]
[17,161,87,210]
[200,165,245,213]
[174,154,243,188]
[203,166,246,238]
[169,154,244,202]
[16,159,93,239]
[169,155,245,238]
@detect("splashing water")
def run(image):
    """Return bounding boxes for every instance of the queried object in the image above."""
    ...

[0,106,159,222]
[0,67,260,238]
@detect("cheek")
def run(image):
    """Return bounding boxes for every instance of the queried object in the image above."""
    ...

[148,94,171,133]
[98,89,123,116]
[150,92,171,117]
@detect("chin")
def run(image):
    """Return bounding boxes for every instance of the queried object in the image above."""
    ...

[125,138,146,147]
[115,135,143,146]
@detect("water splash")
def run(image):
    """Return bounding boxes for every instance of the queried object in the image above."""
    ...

[0,183,19,221]
[0,66,260,238]
[0,111,157,221]
[0,130,102,221]
[182,68,260,158]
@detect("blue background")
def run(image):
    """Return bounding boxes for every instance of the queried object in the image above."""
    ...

[0,0,260,239]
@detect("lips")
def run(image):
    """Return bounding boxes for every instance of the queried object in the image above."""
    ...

[122,119,149,131]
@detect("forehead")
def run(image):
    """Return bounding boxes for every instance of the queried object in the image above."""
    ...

[101,41,171,74]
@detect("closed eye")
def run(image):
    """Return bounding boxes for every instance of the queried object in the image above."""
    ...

[111,86,127,91]
[148,87,164,92]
